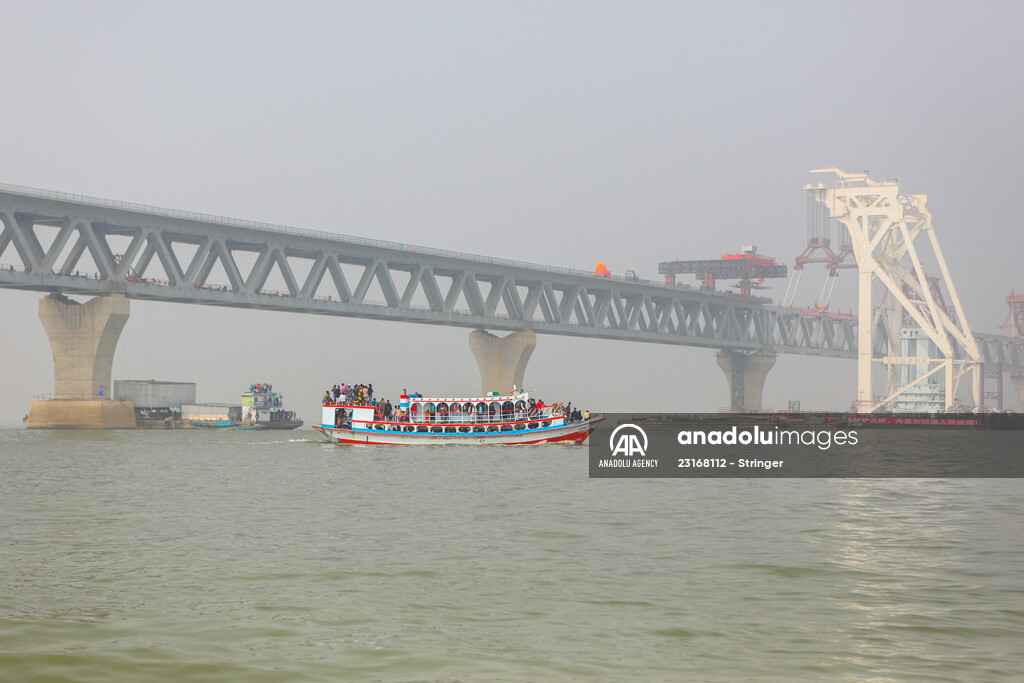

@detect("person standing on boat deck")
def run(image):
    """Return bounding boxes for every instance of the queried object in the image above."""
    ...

[324,390,331,403]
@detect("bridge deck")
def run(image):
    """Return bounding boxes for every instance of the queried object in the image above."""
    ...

[0,183,1020,369]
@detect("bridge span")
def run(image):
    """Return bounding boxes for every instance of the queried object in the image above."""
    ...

[0,183,1020,424]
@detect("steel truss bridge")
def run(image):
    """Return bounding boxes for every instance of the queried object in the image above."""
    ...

[1,184,1021,370]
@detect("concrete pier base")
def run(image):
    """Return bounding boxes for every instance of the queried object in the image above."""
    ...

[469,329,536,394]
[1013,374,1024,412]
[26,293,135,429]
[27,399,137,429]
[716,349,776,412]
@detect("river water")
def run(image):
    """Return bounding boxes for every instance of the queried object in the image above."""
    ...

[1,428,1022,681]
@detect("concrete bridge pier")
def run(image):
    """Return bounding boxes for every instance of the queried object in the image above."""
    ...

[1013,374,1024,412]
[27,293,136,428]
[716,349,776,412]
[469,329,536,394]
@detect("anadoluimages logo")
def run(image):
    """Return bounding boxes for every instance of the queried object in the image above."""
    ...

[609,423,648,457]
[597,422,659,470]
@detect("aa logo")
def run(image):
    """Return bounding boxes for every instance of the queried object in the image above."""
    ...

[609,423,648,457]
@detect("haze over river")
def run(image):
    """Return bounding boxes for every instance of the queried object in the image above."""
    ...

[2,428,1022,681]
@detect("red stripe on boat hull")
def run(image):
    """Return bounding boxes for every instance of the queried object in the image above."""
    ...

[314,418,601,446]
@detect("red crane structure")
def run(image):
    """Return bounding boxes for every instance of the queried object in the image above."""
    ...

[659,245,787,297]
[1003,291,1024,337]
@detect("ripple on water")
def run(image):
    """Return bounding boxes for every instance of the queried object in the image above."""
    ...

[1,429,1023,682]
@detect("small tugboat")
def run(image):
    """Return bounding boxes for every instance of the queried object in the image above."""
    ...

[313,389,601,445]
[240,383,304,430]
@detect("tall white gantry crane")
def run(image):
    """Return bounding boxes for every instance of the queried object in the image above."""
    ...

[805,169,981,413]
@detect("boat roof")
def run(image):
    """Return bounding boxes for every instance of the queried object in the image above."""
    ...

[408,391,530,403]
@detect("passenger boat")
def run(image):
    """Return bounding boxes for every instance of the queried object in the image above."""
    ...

[313,390,601,445]
[241,383,304,430]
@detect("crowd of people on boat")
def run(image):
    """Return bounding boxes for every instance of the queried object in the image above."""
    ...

[322,383,589,426]
[324,383,374,405]
[248,383,273,394]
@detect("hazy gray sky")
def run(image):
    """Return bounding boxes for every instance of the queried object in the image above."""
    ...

[1,1,1022,425]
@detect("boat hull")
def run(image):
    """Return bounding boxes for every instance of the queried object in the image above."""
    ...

[313,417,603,445]
[259,420,304,430]
[189,420,237,429]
